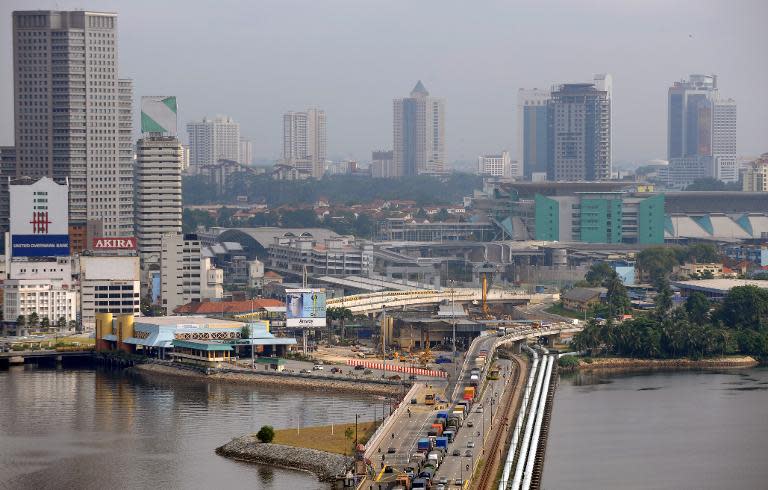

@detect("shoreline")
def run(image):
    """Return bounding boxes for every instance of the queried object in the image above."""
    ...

[130,362,405,397]
[567,355,759,372]
[216,435,352,482]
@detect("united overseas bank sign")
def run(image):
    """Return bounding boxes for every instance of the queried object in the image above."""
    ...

[9,177,69,257]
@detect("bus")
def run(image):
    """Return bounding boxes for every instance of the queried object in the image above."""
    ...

[488,366,500,380]
[424,392,435,405]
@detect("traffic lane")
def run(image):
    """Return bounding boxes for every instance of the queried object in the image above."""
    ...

[434,361,512,482]
[372,405,438,472]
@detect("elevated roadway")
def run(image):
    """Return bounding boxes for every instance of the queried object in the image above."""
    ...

[327,288,559,315]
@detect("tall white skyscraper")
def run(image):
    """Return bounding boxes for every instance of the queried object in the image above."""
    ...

[135,96,182,267]
[186,116,241,172]
[239,138,253,165]
[666,74,737,186]
[282,109,326,179]
[393,81,446,176]
[12,10,134,237]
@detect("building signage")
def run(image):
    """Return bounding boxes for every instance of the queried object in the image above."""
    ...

[92,237,137,250]
[286,288,326,327]
[12,234,70,257]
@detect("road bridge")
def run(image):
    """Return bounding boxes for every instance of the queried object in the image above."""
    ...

[327,288,559,315]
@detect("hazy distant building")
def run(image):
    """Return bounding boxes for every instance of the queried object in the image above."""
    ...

[180,145,190,172]
[186,116,241,173]
[743,153,768,192]
[478,151,513,178]
[393,81,446,176]
[517,89,550,179]
[239,138,253,166]
[12,10,134,236]
[282,109,326,179]
[665,74,737,187]
[371,150,395,178]
[548,77,612,181]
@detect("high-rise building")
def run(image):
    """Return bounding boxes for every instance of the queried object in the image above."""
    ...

[12,10,134,237]
[135,96,182,267]
[665,74,737,187]
[371,150,395,178]
[743,154,768,192]
[478,151,513,178]
[186,116,240,173]
[517,89,550,179]
[393,81,446,176]
[160,233,223,313]
[548,79,612,181]
[240,138,253,166]
[135,138,182,265]
[282,109,326,179]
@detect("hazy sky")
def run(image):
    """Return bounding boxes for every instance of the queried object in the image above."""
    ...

[1,0,766,165]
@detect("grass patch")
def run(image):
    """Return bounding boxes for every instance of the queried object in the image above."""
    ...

[544,304,585,320]
[272,420,380,455]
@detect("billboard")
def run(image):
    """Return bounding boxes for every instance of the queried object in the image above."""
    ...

[10,176,69,257]
[92,237,137,250]
[12,235,69,257]
[286,289,326,327]
[141,96,177,135]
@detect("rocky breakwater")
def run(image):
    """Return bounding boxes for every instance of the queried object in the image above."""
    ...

[216,435,352,482]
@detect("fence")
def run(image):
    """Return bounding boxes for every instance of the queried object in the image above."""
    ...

[345,359,447,378]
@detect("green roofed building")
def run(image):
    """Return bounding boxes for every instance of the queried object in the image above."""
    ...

[141,96,178,135]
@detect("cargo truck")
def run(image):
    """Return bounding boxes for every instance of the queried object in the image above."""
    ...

[435,436,449,449]
[417,438,432,453]
[442,430,455,443]
[463,386,476,401]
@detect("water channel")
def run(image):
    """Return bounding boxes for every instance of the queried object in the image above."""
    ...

[0,365,383,490]
[542,367,768,489]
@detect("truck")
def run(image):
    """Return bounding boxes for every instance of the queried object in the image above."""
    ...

[427,451,442,466]
[417,438,432,453]
[424,392,436,406]
[435,436,449,449]
[463,386,476,401]
[430,423,443,436]
[412,478,428,489]
[442,430,455,443]
[469,374,479,387]
[436,411,448,420]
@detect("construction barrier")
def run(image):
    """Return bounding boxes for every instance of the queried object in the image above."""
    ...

[346,359,447,378]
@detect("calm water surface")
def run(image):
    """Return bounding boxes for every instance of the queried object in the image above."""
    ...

[543,367,768,490]
[0,365,384,490]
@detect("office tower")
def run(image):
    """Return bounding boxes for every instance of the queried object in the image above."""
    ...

[478,151,513,178]
[135,96,182,266]
[743,154,768,192]
[548,79,611,181]
[282,109,326,179]
[393,81,446,176]
[371,150,395,178]
[180,145,190,172]
[12,10,134,237]
[517,89,551,178]
[186,116,240,173]
[160,233,223,313]
[240,138,253,165]
[665,74,737,187]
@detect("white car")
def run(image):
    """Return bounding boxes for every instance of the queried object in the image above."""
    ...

[312,365,324,370]
[467,441,475,448]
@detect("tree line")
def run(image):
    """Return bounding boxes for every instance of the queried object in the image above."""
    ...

[573,284,768,360]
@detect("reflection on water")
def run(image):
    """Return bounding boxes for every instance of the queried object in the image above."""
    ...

[543,368,768,490]
[0,365,381,490]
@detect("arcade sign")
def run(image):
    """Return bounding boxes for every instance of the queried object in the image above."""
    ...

[92,237,137,250]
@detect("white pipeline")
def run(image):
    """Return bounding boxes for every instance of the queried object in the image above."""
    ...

[521,355,554,490]
[498,348,539,490]
[510,348,548,489]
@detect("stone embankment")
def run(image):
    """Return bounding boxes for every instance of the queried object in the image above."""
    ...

[216,435,352,482]
[132,362,403,396]
[576,355,758,371]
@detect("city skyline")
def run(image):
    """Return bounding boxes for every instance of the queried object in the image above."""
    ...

[0,0,766,166]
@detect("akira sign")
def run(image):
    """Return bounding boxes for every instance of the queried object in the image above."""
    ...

[92,237,137,250]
